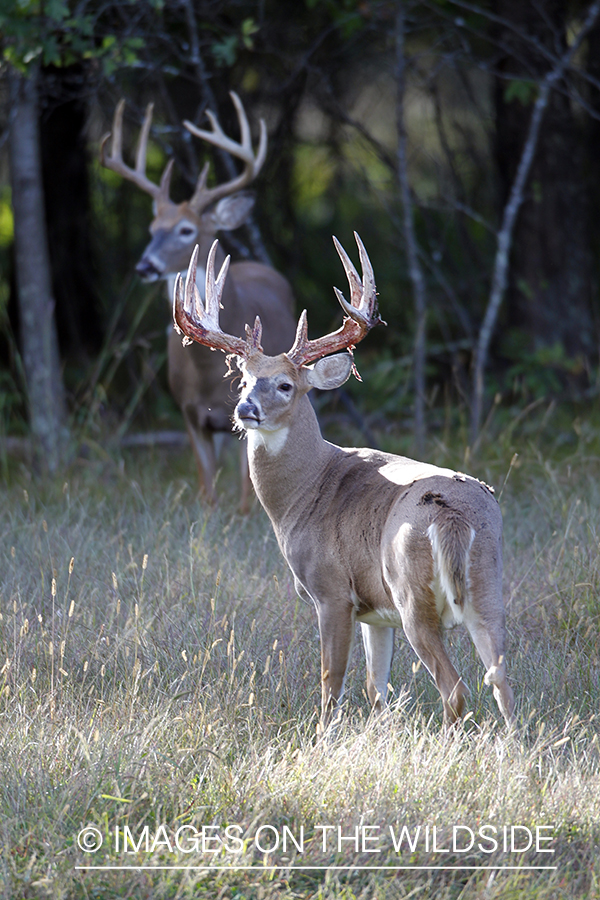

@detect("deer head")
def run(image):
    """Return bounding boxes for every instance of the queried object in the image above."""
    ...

[100,92,267,282]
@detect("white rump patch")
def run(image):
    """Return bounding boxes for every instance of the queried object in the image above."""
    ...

[427,521,475,628]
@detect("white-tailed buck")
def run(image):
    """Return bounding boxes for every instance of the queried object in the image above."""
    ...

[100,92,296,511]
[174,235,515,732]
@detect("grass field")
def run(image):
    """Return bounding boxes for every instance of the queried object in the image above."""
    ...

[0,406,599,899]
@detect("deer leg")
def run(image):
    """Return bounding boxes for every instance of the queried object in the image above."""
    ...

[239,440,252,515]
[360,623,394,712]
[316,602,355,735]
[400,592,469,727]
[184,412,218,504]
[464,548,515,727]
[213,431,226,460]
[464,612,515,727]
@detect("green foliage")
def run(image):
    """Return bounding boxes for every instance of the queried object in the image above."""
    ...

[504,79,539,105]
[293,144,337,225]
[502,332,586,398]
[212,17,259,67]
[0,189,13,248]
[304,0,366,38]
[0,0,145,73]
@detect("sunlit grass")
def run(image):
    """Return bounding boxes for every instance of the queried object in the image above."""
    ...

[0,415,599,898]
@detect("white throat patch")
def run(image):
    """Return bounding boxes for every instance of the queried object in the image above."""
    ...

[247,426,290,456]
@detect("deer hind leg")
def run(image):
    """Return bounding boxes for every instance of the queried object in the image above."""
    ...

[464,608,515,728]
[360,623,394,713]
[316,601,355,736]
[400,589,469,727]
[463,546,515,728]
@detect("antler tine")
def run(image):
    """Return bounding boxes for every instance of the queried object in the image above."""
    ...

[186,244,202,319]
[286,234,382,368]
[332,232,380,325]
[355,231,377,308]
[183,91,268,210]
[111,98,125,162]
[245,316,264,352]
[229,91,268,176]
[204,240,231,323]
[173,240,249,359]
[100,99,167,201]
[332,235,362,306]
[287,310,309,362]
[135,102,154,175]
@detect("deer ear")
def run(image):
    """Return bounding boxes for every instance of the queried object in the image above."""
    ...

[305,353,353,391]
[211,191,256,231]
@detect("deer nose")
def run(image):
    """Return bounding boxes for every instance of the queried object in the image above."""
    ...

[135,257,162,282]
[236,398,261,424]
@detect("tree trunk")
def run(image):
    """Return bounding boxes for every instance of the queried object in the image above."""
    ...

[9,67,69,473]
[39,65,103,361]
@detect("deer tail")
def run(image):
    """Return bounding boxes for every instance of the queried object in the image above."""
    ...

[426,509,475,609]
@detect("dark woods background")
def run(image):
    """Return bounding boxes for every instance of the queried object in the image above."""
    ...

[1,0,600,470]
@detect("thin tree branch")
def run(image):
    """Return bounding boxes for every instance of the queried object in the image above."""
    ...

[181,0,271,265]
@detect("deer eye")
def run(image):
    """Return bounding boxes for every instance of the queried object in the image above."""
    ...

[278,382,293,393]
[178,225,196,237]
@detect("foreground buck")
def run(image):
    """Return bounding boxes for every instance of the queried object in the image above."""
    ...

[100,92,296,510]
[174,235,515,731]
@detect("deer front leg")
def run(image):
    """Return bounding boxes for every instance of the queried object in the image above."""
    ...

[239,439,252,514]
[183,408,218,504]
[316,600,355,736]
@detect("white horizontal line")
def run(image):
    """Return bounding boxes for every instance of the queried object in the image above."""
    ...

[76,865,558,872]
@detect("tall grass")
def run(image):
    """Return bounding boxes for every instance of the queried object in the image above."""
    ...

[0,418,599,899]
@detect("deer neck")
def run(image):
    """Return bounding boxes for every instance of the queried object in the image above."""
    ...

[246,394,336,524]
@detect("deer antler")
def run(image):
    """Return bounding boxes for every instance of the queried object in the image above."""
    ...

[173,241,263,358]
[286,232,382,368]
[184,91,268,211]
[100,100,173,206]
[174,234,380,366]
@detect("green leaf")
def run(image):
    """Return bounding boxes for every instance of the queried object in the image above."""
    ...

[504,79,537,106]
[212,35,238,68]
[45,0,70,23]
[241,17,259,49]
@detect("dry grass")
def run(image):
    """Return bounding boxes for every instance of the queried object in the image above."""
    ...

[0,426,599,899]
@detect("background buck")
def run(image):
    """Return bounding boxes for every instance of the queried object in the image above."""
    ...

[100,92,296,511]
[174,235,515,733]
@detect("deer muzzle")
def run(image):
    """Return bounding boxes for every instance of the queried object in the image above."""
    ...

[235,397,261,428]
[135,256,163,282]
